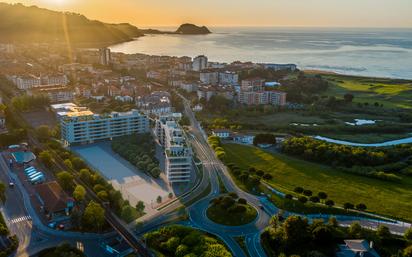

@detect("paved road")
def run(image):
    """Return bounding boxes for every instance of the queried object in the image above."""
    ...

[0,155,115,257]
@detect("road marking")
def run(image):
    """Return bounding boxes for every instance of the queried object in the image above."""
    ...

[77,241,84,252]
[10,215,31,224]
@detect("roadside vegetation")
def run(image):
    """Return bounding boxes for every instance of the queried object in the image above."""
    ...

[207,193,257,226]
[0,211,18,257]
[144,225,232,257]
[111,133,161,178]
[262,215,411,257]
[37,243,86,257]
[222,143,412,221]
[282,136,412,181]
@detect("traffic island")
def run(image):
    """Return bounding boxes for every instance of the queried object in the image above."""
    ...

[206,193,258,226]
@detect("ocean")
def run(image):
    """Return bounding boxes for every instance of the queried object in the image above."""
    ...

[109,27,412,79]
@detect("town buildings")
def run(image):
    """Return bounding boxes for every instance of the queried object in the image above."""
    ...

[99,47,112,66]
[192,55,208,71]
[238,78,287,106]
[55,103,149,145]
[28,85,74,103]
[155,114,192,183]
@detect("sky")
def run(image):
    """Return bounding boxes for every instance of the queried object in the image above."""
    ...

[4,0,412,28]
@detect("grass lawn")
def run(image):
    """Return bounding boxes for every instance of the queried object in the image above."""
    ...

[223,143,412,222]
[207,203,258,226]
[320,74,412,109]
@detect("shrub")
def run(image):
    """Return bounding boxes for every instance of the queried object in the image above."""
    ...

[285,194,293,200]
[343,202,354,210]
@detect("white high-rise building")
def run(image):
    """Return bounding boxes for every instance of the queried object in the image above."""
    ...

[58,105,149,145]
[192,55,208,71]
[155,115,192,183]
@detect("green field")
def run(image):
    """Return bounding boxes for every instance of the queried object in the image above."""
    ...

[223,143,412,221]
[321,74,412,109]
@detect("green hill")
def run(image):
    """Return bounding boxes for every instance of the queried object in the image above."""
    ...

[0,3,143,46]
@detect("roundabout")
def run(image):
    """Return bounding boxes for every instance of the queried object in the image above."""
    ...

[206,194,258,226]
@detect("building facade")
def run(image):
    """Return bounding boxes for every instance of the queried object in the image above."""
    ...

[155,115,192,183]
[59,107,149,145]
[192,55,208,71]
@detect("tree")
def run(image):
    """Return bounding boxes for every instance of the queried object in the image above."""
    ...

[79,169,92,184]
[348,222,362,238]
[82,201,105,231]
[404,227,412,241]
[376,225,391,240]
[283,216,311,249]
[309,196,320,203]
[73,185,86,202]
[253,133,277,146]
[303,190,312,197]
[343,202,354,210]
[298,196,308,204]
[404,245,412,257]
[71,157,87,171]
[64,159,73,169]
[136,201,145,214]
[97,191,109,201]
[121,205,138,223]
[157,196,162,203]
[285,194,293,200]
[328,216,338,227]
[355,203,367,212]
[57,171,74,191]
[36,125,50,142]
[294,187,304,194]
[325,200,335,207]
[317,192,327,201]
[39,150,53,167]
[0,183,6,203]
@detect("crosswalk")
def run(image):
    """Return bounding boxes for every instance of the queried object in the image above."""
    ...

[10,215,31,224]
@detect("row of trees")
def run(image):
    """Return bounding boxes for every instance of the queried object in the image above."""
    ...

[227,164,273,189]
[41,139,143,228]
[11,94,50,111]
[208,135,226,160]
[253,133,277,146]
[281,136,412,181]
[112,134,161,178]
[144,225,232,257]
[262,215,412,257]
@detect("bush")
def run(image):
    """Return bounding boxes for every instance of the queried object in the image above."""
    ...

[355,203,367,211]
[343,202,354,210]
[285,194,293,200]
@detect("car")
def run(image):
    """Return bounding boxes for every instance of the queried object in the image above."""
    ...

[8,181,14,188]
[58,224,65,230]
[48,222,56,228]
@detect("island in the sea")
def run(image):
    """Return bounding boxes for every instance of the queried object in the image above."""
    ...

[142,23,212,35]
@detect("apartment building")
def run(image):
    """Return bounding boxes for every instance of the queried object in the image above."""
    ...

[28,85,74,103]
[58,105,149,145]
[192,55,208,71]
[241,78,265,91]
[155,115,192,183]
[200,70,219,85]
[238,90,287,106]
[14,75,41,90]
[219,71,239,85]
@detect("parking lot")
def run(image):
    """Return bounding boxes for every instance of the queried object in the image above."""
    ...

[72,142,173,215]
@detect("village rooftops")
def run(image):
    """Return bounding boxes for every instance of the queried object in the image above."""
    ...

[35,181,73,214]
